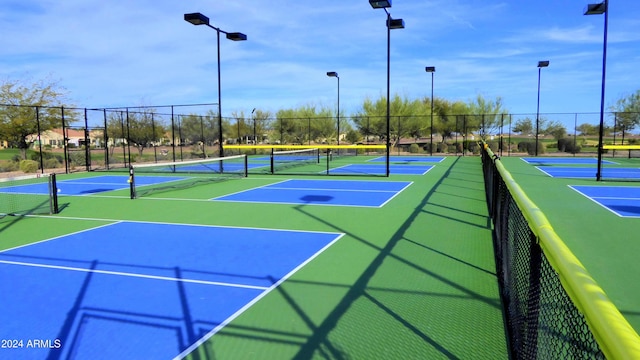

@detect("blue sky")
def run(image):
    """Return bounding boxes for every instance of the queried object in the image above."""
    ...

[1,0,639,125]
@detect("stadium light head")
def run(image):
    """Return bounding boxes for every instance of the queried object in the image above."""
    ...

[226,32,247,41]
[369,0,392,9]
[425,66,436,73]
[327,71,339,78]
[387,18,405,29]
[538,60,550,68]
[584,2,606,15]
[184,12,209,26]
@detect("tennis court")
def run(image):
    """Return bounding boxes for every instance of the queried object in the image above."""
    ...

[536,166,640,179]
[0,221,342,359]
[570,185,640,217]
[212,179,412,207]
[369,156,445,163]
[521,157,616,165]
[0,155,508,359]
[0,175,189,196]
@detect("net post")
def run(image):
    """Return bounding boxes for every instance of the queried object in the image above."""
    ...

[50,173,59,214]
[270,148,275,174]
[243,154,248,177]
[129,166,136,199]
[326,149,330,174]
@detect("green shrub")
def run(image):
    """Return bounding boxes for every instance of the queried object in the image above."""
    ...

[0,161,19,172]
[19,160,39,173]
[517,141,546,155]
[68,151,86,167]
[44,158,61,169]
[558,138,581,153]
[408,143,420,154]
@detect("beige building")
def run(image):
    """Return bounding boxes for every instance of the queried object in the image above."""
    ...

[27,128,103,148]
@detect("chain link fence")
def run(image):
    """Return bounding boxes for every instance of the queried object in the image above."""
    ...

[1,103,639,175]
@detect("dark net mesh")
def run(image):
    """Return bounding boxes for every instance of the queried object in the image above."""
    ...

[481,150,604,360]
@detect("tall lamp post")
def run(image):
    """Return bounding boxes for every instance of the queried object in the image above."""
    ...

[535,60,549,156]
[326,72,340,147]
[184,12,247,158]
[584,1,608,181]
[425,66,435,155]
[370,0,404,177]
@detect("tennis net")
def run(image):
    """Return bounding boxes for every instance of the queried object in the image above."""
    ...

[271,148,320,173]
[0,173,59,216]
[129,155,248,198]
[225,144,388,176]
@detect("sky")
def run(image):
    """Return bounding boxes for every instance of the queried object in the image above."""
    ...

[1,0,639,128]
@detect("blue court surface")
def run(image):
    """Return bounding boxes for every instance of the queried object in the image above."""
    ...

[330,163,433,175]
[0,175,187,196]
[570,185,640,217]
[213,179,412,207]
[0,221,342,359]
[536,167,640,179]
[368,156,445,163]
[522,157,616,165]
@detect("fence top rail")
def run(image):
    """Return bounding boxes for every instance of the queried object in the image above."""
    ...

[225,144,387,150]
[483,143,640,360]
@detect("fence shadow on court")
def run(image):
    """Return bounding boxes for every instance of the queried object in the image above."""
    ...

[204,156,506,359]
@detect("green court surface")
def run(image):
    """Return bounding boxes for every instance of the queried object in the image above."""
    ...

[1,156,508,359]
[497,156,640,335]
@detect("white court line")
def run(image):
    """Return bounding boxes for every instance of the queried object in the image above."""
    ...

[0,259,269,291]
[263,186,400,193]
[174,232,345,359]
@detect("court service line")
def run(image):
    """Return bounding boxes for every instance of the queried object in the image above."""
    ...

[23,214,344,236]
[263,186,401,193]
[0,259,269,291]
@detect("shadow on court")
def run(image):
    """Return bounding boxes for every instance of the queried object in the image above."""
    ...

[202,156,507,359]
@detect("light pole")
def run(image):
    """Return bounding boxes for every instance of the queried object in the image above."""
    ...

[584,1,608,181]
[535,60,549,156]
[327,72,340,147]
[184,12,247,158]
[425,66,435,155]
[370,0,404,177]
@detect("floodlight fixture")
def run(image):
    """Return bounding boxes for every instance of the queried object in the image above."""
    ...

[183,12,247,158]
[583,0,607,181]
[327,71,340,146]
[369,0,392,9]
[584,2,606,15]
[184,13,209,26]
[535,60,550,156]
[226,32,247,41]
[426,66,436,155]
[387,18,405,29]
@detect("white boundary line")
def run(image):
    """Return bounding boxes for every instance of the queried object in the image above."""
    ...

[13,215,344,236]
[568,185,640,218]
[174,233,345,360]
[0,260,269,290]
[568,185,635,218]
[210,178,414,208]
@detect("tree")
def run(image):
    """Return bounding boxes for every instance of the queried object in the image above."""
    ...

[0,78,77,159]
[576,123,599,136]
[544,120,567,140]
[126,109,166,156]
[466,94,508,138]
[353,94,427,147]
[513,118,534,135]
[611,90,640,143]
